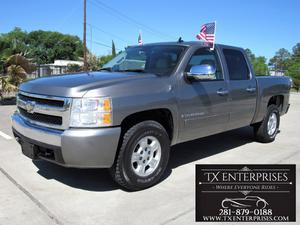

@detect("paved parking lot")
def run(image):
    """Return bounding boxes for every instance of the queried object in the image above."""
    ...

[0,94,299,225]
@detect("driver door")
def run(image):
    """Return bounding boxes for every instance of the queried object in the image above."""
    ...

[177,47,230,142]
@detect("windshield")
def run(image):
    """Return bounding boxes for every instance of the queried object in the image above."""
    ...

[102,45,186,76]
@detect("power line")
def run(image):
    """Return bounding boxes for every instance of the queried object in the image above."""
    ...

[87,23,130,44]
[87,39,122,52]
[90,0,175,39]
[87,0,143,37]
[88,0,176,40]
[57,4,81,30]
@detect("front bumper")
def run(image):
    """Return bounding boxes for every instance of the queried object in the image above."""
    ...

[11,112,121,168]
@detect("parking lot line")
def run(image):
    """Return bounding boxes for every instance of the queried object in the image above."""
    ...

[0,166,64,225]
[0,131,13,140]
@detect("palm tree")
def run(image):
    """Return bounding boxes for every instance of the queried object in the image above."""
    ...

[0,76,17,101]
[0,54,35,101]
[6,54,35,86]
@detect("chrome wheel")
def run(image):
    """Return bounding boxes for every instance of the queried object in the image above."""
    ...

[267,112,277,136]
[131,136,162,177]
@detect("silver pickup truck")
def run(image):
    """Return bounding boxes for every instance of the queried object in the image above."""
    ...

[12,42,291,190]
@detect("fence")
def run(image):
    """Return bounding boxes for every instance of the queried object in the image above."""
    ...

[28,65,69,79]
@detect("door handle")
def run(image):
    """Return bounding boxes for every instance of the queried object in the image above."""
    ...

[217,89,229,96]
[246,87,256,93]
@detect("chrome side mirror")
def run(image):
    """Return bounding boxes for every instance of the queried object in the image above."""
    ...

[186,65,216,80]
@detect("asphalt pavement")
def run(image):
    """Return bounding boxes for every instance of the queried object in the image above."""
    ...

[0,94,299,225]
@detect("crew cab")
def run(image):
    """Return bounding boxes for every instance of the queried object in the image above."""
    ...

[11,42,291,190]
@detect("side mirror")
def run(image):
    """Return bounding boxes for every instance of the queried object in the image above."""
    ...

[186,65,216,81]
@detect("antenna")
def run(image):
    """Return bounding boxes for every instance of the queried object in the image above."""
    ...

[178,37,184,43]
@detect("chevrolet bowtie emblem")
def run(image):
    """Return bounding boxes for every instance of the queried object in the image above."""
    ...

[26,101,36,114]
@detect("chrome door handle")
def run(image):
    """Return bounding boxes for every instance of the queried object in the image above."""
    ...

[246,87,256,92]
[217,89,229,96]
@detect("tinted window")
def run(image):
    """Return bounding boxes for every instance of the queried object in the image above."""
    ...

[102,45,186,76]
[185,48,223,80]
[223,49,250,80]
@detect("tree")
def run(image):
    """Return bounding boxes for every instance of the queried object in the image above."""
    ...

[245,48,255,63]
[99,55,114,68]
[87,54,100,71]
[0,28,84,65]
[0,54,35,100]
[245,48,269,75]
[292,43,300,57]
[253,56,269,75]
[0,56,6,74]
[27,30,84,64]
[112,40,116,57]
[0,27,29,58]
[67,64,82,73]
[0,76,16,101]
[6,54,36,86]
[286,44,300,91]
[269,48,291,71]
[287,64,300,91]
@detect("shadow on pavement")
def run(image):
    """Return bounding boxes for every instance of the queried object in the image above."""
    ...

[33,126,254,192]
[168,126,253,169]
[33,160,117,191]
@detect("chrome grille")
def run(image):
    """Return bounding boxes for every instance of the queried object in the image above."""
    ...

[17,91,71,130]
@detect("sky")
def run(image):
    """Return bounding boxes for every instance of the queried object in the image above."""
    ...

[1,0,300,60]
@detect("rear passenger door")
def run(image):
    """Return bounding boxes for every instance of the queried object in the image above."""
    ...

[222,48,257,129]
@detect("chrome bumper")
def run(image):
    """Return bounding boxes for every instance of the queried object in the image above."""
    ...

[12,112,62,146]
[12,112,121,168]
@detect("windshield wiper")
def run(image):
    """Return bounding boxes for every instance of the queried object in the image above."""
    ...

[116,69,145,73]
[99,67,112,72]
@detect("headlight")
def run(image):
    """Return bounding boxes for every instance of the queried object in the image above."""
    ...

[70,97,112,127]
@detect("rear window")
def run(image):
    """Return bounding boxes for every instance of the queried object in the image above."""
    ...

[223,49,250,80]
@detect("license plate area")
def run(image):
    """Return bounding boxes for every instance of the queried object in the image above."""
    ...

[21,141,38,160]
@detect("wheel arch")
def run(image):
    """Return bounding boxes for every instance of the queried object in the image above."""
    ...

[120,108,175,142]
[267,95,284,111]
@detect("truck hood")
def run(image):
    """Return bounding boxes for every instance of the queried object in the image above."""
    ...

[19,71,159,97]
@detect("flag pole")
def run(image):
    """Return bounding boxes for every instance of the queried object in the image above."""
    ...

[211,21,216,51]
[138,29,142,46]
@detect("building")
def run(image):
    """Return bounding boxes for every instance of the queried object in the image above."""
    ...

[268,65,285,76]
[29,60,83,79]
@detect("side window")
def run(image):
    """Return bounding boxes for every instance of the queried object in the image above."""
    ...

[185,48,223,80]
[223,49,250,80]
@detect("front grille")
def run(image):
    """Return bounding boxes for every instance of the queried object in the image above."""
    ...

[17,91,71,130]
[18,93,64,107]
[19,107,62,125]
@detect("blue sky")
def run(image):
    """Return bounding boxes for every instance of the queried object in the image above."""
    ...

[1,0,300,60]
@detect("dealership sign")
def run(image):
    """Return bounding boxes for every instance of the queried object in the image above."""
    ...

[196,165,296,222]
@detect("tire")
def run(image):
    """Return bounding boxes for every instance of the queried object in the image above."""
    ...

[110,120,170,191]
[254,104,280,143]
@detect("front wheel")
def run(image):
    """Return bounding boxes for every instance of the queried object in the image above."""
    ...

[254,104,280,143]
[110,120,170,191]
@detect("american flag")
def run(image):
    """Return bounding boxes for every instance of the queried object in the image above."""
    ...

[138,32,143,46]
[196,22,216,44]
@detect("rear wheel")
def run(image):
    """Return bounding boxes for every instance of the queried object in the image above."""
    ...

[110,120,170,191]
[254,104,280,143]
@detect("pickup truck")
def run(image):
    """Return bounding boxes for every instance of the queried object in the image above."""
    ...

[11,42,291,190]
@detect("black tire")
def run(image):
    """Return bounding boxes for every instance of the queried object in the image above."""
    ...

[110,120,170,191]
[254,104,280,143]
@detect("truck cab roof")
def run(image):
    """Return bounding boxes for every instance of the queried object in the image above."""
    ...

[130,41,243,51]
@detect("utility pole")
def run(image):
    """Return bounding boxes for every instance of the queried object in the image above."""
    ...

[83,0,87,70]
